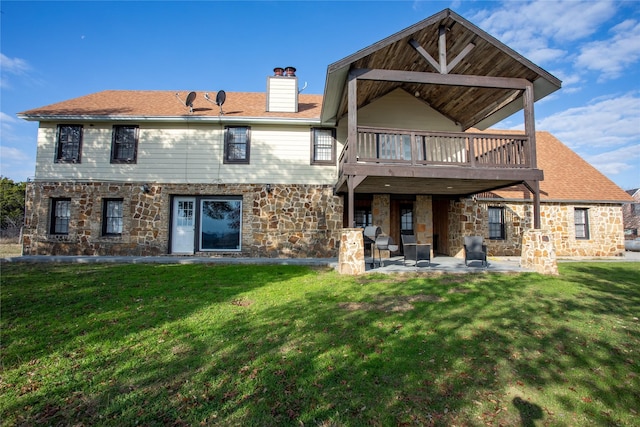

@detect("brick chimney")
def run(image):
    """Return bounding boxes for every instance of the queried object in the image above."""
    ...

[266,66,298,113]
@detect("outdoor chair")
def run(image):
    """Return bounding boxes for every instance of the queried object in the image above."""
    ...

[463,236,488,267]
[401,234,431,267]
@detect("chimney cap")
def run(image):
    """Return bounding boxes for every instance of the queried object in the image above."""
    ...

[273,67,284,76]
[284,66,296,76]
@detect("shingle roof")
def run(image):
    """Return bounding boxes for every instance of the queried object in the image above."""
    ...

[487,131,633,203]
[18,90,323,120]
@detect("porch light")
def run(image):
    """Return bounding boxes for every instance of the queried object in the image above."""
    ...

[140,184,150,193]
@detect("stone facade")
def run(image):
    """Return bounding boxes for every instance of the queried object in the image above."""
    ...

[338,228,365,275]
[22,181,343,258]
[22,180,625,261]
[520,229,559,275]
[448,198,625,258]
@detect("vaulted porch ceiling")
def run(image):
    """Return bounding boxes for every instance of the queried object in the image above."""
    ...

[320,8,561,129]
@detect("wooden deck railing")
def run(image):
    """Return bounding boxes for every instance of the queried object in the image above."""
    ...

[339,127,532,174]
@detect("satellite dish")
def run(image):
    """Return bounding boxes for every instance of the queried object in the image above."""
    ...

[215,90,226,106]
[185,91,196,108]
[216,90,226,115]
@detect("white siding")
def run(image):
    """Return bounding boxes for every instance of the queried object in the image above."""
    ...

[335,88,461,155]
[358,88,461,131]
[266,76,298,113]
[34,122,336,185]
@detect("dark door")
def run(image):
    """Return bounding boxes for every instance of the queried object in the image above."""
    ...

[391,200,414,254]
[433,198,450,255]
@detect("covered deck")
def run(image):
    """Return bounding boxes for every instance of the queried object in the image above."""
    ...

[336,126,543,196]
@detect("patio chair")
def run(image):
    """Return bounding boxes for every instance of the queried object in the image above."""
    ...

[401,234,431,267]
[463,236,488,267]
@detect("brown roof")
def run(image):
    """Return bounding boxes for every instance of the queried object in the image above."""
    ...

[487,131,633,203]
[19,90,323,120]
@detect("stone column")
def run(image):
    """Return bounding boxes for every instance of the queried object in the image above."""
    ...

[338,228,365,275]
[520,229,559,275]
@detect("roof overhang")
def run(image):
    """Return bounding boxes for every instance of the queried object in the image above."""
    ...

[320,8,561,128]
[17,114,321,126]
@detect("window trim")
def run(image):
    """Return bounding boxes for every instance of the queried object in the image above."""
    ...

[110,125,139,164]
[574,208,590,240]
[50,198,71,235]
[488,206,506,240]
[102,198,124,236]
[311,128,336,165]
[55,124,83,163]
[223,126,251,164]
[198,197,243,252]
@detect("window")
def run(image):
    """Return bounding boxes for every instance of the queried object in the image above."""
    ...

[311,128,336,165]
[574,208,590,239]
[488,207,505,240]
[377,133,412,160]
[55,125,83,163]
[224,126,250,164]
[400,205,413,234]
[355,208,372,228]
[50,198,71,234]
[111,125,139,163]
[199,198,242,251]
[102,199,123,235]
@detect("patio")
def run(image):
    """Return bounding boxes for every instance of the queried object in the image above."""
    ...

[364,255,531,273]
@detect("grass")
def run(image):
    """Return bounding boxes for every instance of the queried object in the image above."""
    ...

[0,238,21,257]
[1,262,639,426]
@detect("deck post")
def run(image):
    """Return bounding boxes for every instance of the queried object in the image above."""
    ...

[348,71,358,164]
[523,82,537,169]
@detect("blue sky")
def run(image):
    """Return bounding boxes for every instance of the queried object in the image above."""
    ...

[1,0,639,190]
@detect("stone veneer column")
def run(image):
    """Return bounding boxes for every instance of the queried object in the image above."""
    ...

[338,228,365,275]
[414,195,432,244]
[372,195,390,233]
[520,229,559,275]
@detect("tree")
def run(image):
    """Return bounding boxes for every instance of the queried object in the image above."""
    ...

[0,176,26,238]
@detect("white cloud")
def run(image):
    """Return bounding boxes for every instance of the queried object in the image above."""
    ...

[471,0,617,66]
[1,53,34,89]
[583,144,640,175]
[0,53,31,75]
[0,145,30,162]
[536,92,640,148]
[575,19,640,81]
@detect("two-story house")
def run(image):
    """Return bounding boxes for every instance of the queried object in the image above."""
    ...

[18,9,632,262]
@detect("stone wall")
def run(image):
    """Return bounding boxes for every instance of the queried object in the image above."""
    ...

[22,181,343,257]
[520,229,559,275]
[449,198,625,258]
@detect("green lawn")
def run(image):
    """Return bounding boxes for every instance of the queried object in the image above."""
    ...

[1,262,638,426]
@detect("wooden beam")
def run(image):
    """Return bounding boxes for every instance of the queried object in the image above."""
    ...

[342,163,543,182]
[348,71,358,164]
[523,180,541,229]
[439,25,448,74]
[408,38,441,73]
[346,175,366,227]
[351,68,530,90]
[523,82,537,168]
[447,42,475,72]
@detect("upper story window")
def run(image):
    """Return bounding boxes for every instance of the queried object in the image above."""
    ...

[111,125,138,163]
[55,125,83,163]
[311,128,336,165]
[102,199,123,236]
[488,206,505,240]
[224,126,250,164]
[574,208,590,239]
[50,198,71,235]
